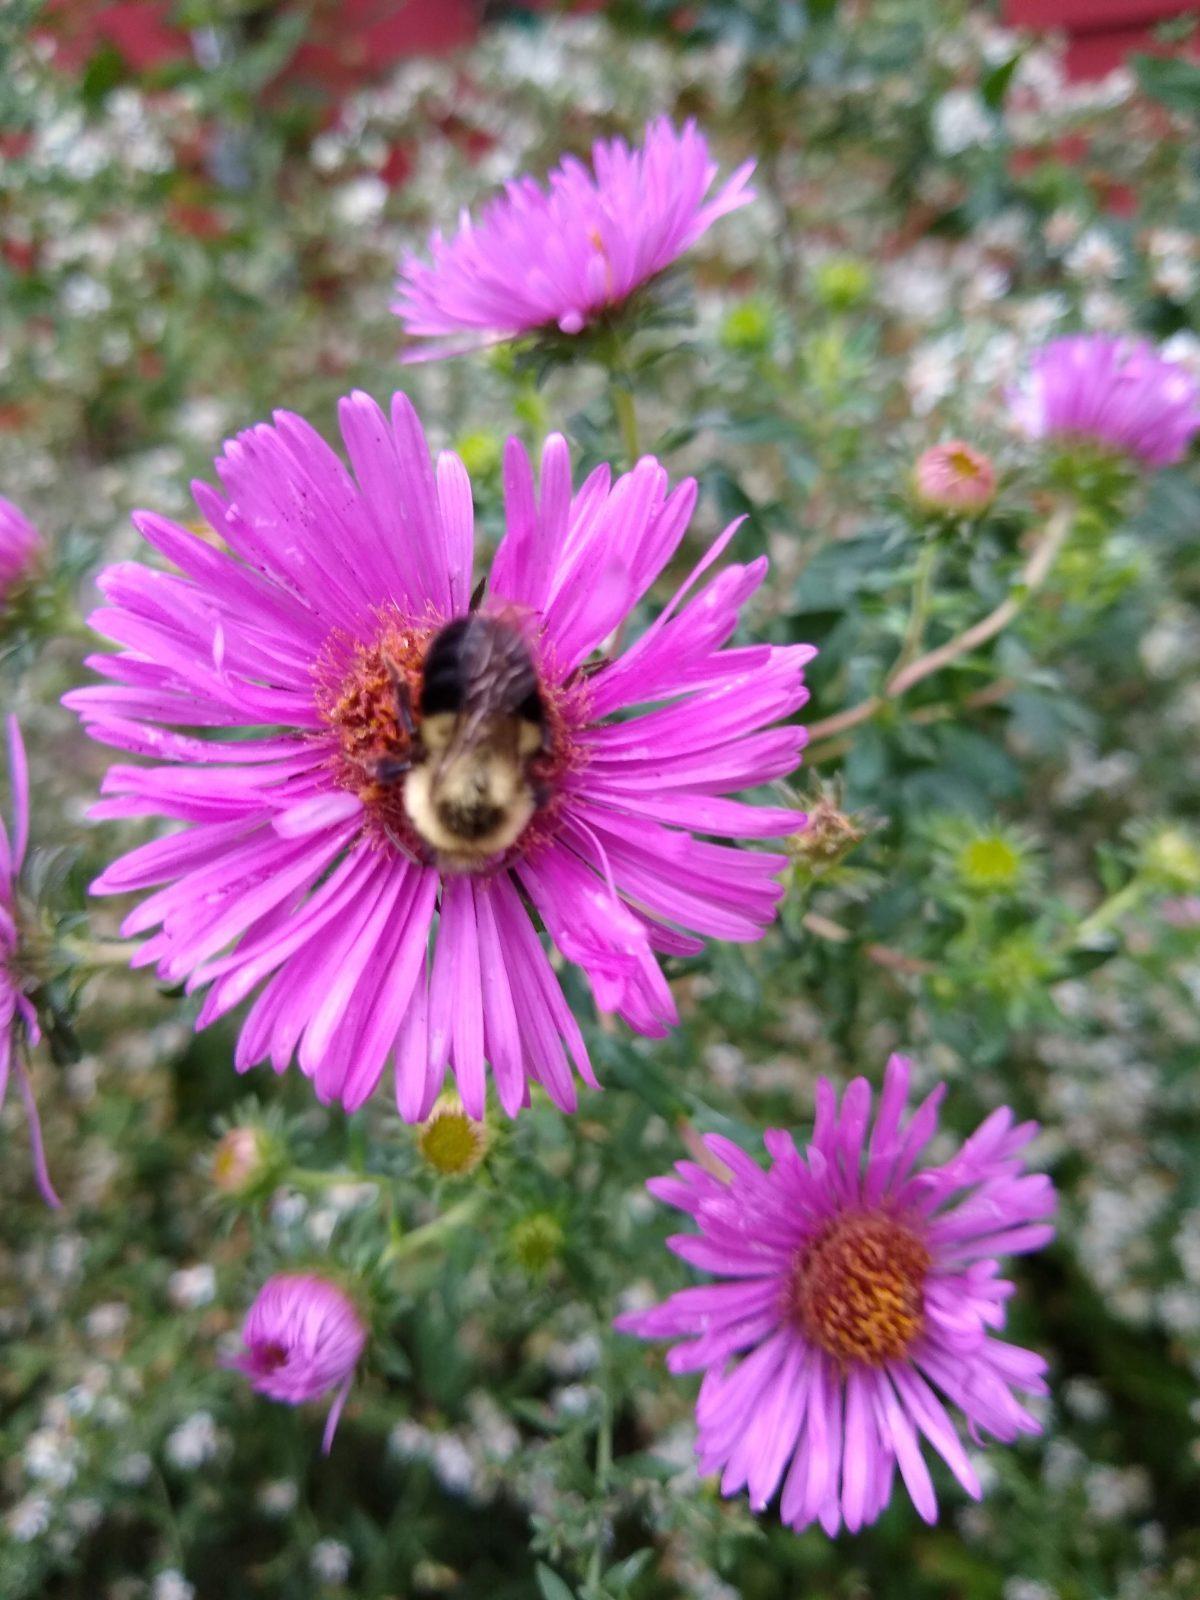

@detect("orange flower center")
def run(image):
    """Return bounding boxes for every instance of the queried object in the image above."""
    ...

[946,447,983,479]
[786,1210,930,1366]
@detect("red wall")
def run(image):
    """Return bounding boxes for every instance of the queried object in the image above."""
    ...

[1003,0,1200,80]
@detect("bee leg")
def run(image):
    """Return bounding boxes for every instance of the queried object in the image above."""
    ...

[469,574,487,611]
[384,656,418,740]
[369,753,412,785]
[382,824,424,865]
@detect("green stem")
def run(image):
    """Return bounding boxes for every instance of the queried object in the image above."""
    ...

[585,1391,613,1592]
[893,539,939,676]
[380,1195,485,1267]
[612,383,640,466]
[286,1167,389,1195]
[1071,879,1146,946]
[62,937,134,968]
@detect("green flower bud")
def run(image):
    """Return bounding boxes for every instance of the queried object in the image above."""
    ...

[812,256,872,312]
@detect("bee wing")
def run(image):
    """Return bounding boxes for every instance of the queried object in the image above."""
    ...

[440,620,539,767]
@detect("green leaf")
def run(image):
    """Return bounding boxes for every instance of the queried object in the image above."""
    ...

[1134,52,1200,117]
[980,50,1023,111]
[536,1564,578,1600]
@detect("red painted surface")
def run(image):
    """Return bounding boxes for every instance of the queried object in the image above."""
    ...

[1003,0,1200,80]
[39,0,485,89]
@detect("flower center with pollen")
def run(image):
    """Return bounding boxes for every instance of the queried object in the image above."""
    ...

[316,616,433,851]
[785,1210,930,1366]
[314,609,589,866]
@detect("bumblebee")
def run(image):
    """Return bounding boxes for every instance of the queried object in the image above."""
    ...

[383,613,549,870]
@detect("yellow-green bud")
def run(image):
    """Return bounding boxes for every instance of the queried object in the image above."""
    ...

[812,256,872,312]
[1139,826,1200,893]
[954,833,1025,893]
[454,431,502,480]
[719,299,773,355]
[509,1213,564,1276]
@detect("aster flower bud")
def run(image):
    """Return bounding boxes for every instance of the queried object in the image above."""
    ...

[211,1126,275,1195]
[0,496,42,615]
[1138,824,1200,893]
[811,256,872,312]
[719,299,773,355]
[787,792,865,876]
[508,1212,564,1276]
[229,1273,367,1454]
[913,440,997,516]
[416,1093,489,1177]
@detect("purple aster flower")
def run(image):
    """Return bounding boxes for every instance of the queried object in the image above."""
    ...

[0,495,42,609]
[617,1054,1055,1535]
[67,392,811,1121]
[393,117,755,361]
[229,1273,367,1453]
[1,717,60,1208]
[1010,334,1200,468]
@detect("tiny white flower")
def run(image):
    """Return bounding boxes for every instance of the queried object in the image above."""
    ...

[168,1264,217,1310]
[258,1479,299,1517]
[86,1301,130,1341]
[165,1411,220,1470]
[931,89,995,156]
[310,1538,353,1585]
[1065,228,1123,283]
[24,1428,81,1488]
[429,1434,478,1496]
[152,1571,195,1600]
[6,1494,52,1542]
[114,1451,152,1485]
[331,175,388,227]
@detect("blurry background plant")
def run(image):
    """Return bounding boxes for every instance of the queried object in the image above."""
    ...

[3,1,1200,1598]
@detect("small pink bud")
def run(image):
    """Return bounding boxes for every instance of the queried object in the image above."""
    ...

[229,1273,367,1453]
[0,496,41,610]
[913,440,997,515]
[211,1126,271,1194]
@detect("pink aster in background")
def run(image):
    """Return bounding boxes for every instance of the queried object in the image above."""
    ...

[0,495,42,610]
[229,1273,367,1453]
[393,117,755,361]
[67,391,811,1121]
[1,717,59,1208]
[1010,334,1200,468]
[617,1054,1055,1535]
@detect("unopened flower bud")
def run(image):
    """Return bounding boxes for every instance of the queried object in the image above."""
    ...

[453,431,502,480]
[788,795,865,875]
[1139,825,1200,893]
[812,256,872,312]
[913,441,997,516]
[0,496,42,614]
[509,1213,564,1276]
[228,1273,367,1454]
[417,1094,489,1177]
[212,1127,273,1195]
[719,299,773,355]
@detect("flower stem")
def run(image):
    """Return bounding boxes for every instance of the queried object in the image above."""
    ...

[612,383,641,466]
[62,937,134,969]
[892,538,939,677]
[806,503,1075,747]
[380,1194,485,1266]
[1070,879,1146,947]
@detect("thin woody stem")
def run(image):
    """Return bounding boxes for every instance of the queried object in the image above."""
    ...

[805,504,1075,747]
